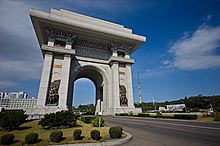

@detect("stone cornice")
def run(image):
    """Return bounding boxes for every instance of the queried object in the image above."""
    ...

[30,9,146,44]
[108,56,134,64]
[41,45,75,55]
[110,42,133,52]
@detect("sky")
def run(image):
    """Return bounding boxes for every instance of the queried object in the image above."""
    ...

[0,0,220,106]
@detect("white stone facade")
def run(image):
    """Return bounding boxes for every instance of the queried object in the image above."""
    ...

[30,9,146,115]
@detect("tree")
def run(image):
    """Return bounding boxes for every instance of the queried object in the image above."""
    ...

[0,110,27,131]
[73,104,95,115]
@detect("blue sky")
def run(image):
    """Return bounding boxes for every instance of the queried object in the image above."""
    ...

[0,0,219,106]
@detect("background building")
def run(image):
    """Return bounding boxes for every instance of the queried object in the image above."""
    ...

[0,91,37,110]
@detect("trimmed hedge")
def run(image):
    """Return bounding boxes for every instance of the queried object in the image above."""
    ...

[81,116,96,124]
[0,134,15,145]
[109,126,123,138]
[90,129,101,140]
[50,131,63,142]
[174,114,198,120]
[25,132,39,144]
[73,129,82,140]
[137,113,150,117]
[115,113,129,116]
[214,112,220,121]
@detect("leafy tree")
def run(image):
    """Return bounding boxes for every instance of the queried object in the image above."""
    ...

[72,104,95,115]
[139,95,220,112]
[0,110,27,131]
[39,111,77,129]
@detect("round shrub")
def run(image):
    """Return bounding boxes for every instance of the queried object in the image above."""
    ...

[109,126,123,138]
[0,134,15,145]
[90,129,101,140]
[25,132,39,144]
[50,131,63,142]
[73,129,82,140]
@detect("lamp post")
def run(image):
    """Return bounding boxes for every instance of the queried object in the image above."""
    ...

[98,111,102,127]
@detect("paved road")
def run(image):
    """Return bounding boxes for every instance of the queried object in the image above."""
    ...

[105,116,220,146]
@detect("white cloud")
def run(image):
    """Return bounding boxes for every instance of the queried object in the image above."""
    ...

[0,81,17,89]
[169,25,220,70]
[0,59,42,80]
[203,15,212,23]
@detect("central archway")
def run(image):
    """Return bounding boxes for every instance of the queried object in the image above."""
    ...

[73,78,95,108]
[68,65,107,114]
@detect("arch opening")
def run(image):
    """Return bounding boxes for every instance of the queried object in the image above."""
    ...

[73,78,95,106]
[68,65,105,114]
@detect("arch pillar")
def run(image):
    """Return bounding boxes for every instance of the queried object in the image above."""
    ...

[36,51,53,108]
[58,54,71,110]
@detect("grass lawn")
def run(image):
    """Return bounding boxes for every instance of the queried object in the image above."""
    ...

[197,115,215,122]
[0,120,125,146]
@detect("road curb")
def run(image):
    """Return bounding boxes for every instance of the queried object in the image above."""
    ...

[52,131,132,146]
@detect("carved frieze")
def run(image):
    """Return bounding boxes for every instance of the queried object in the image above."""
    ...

[119,85,128,106]
[46,27,76,43]
[75,39,110,50]
[76,47,109,60]
[46,79,61,106]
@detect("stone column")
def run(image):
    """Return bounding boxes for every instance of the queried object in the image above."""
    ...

[126,63,135,108]
[125,52,130,59]
[65,41,72,49]
[36,51,54,107]
[112,61,120,109]
[111,47,118,57]
[58,54,71,110]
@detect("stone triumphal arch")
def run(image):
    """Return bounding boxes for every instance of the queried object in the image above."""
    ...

[30,9,146,115]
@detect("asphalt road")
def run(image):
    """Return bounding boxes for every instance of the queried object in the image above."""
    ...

[105,116,220,146]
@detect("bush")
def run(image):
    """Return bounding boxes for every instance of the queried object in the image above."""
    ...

[92,116,105,127]
[174,114,198,120]
[50,131,63,142]
[39,111,77,129]
[109,126,123,139]
[0,110,27,131]
[137,113,150,117]
[214,112,220,121]
[115,113,129,116]
[156,112,162,118]
[90,129,101,140]
[73,129,82,140]
[25,132,39,144]
[81,116,96,124]
[128,111,133,116]
[0,134,15,145]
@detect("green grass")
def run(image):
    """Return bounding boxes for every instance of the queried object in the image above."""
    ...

[0,120,124,146]
[197,115,215,122]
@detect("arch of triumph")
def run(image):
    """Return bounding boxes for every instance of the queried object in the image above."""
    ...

[29,9,146,115]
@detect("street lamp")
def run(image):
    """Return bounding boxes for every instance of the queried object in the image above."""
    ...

[98,111,102,127]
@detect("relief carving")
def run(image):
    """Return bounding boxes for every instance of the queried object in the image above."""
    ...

[46,79,61,106]
[119,85,128,106]
[76,48,109,60]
